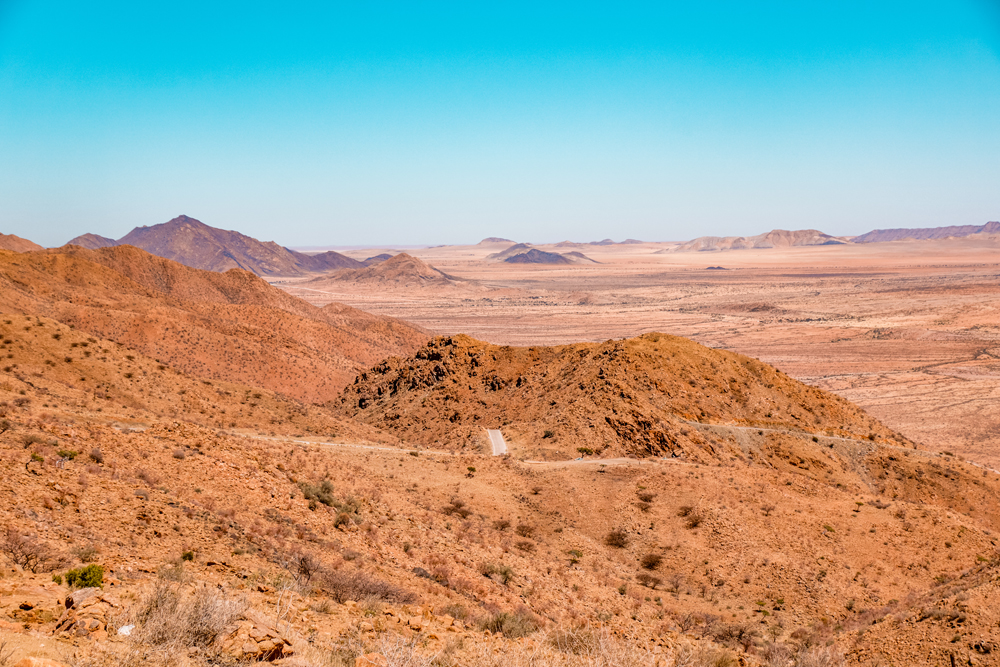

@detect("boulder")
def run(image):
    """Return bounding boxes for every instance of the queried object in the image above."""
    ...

[54,589,120,639]
[216,610,293,661]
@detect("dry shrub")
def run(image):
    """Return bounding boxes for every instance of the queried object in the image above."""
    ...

[794,646,844,667]
[477,607,539,638]
[126,581,246,648]
[515,524,535,539]
[319,568,415,603]
[640,553,663,570]
[673,643,738,667]
[470,628,654,666]
[604,529,628,549]
[0,526,61,573]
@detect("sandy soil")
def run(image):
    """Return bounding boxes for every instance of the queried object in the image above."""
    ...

[278,236,1000,468]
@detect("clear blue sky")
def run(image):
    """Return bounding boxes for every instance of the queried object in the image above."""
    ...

[1,1,998,247]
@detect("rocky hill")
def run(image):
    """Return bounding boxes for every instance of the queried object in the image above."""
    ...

[0,232,43,252]
[666,229,848,252]
[65,233,117,249]
[853,221,1000,243]
[308,253,466,289]
[487,244,596,264]
[69,215,363,276]
[3,317,1000,666]
[0,246,428,402]
[338,333,903,459]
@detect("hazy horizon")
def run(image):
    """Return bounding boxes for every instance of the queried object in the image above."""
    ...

[2,1,999,248]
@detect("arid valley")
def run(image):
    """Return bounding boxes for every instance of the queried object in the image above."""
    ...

[282,236,1000,470]
[1,220,999,667]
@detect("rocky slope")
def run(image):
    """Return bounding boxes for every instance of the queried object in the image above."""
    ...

[3,316,1000,667]
[69,215,363,276]
[0,246,429,402]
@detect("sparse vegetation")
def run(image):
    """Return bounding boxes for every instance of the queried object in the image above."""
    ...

[604,529,628,548]
[640,552,663,570]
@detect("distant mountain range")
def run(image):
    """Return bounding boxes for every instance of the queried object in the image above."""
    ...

[852,221,1000,243]
[66,215,362,276]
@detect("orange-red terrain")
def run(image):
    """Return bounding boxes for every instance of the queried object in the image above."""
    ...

[0,238,998,666]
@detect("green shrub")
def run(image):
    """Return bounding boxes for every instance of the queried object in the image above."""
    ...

[181,551,194,561]
[65,564,103,589]
[52,574,63,585]
[57,449,79,460]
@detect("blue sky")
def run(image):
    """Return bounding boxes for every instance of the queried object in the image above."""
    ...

[1,1,998,247]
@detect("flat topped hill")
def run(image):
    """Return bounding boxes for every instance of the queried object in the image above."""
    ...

[853,220,1000,243]
[668,228,848,252]
[70,215,362,276]
[309,252,465,288]
[0,233,43,252]
[339,332,901,459]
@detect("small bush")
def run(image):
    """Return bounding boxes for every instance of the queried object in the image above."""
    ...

[637,492,655,503]
[605,529,628,548]
[52,574,63,585]
[677,505,694,517]
[542,430,555,439]
[477,608,538,638]
[443,498,472,518]
[514,540,535,553]
[685,512,703,529]
[65,564,103,588]
[492,519,511,532]
[299,479,335,507]
[334,512,351,529]
[479,562,514,586]
[640,553,663,570]
[88,448,104,464]
[319,568,414,603]
[576,447,594,455]
[57,449,79,460]
[172,449,186,460]
[181,551,194,561]
[73,544,99,563]
[515,524,535,539]
[636,573,661,589]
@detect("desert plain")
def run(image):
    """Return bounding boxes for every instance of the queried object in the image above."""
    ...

[281,235,1000,469]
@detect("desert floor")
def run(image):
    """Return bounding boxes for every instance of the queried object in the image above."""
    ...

[279,236,1000,469]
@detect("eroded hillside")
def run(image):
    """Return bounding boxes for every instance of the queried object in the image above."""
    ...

[339,333,905,460]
